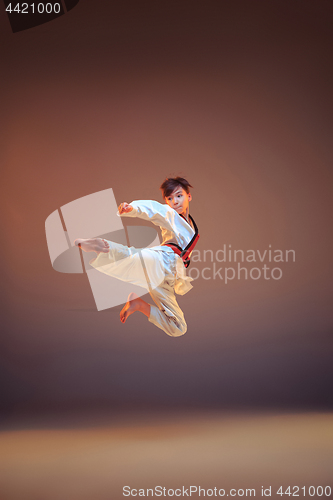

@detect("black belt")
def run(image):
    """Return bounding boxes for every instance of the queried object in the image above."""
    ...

[162,214,200,268]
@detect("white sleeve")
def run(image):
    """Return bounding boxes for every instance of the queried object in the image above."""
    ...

[117,200,178,232]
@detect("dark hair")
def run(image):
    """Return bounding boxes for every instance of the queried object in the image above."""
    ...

[160,177,193,198]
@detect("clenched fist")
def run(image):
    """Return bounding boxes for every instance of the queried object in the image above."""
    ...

[118,202,133,214]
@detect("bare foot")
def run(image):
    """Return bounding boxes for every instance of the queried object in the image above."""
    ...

[74,238,110,253]
[120,292,141,324]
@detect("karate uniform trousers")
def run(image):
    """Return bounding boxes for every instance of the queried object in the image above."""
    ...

[90,240,188,337]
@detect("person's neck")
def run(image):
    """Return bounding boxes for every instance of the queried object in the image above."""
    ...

[181,207,189,221]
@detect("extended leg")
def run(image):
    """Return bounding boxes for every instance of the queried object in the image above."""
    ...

[74,238,109,253]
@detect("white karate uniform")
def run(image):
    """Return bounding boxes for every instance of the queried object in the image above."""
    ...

[89,200,195,337]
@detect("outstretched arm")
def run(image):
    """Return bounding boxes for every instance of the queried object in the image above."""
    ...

[117,199,179,233]
[118,199,195,247]
[118,202,133,214]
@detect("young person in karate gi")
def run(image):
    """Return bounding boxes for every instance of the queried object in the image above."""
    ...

[74,177,199,337]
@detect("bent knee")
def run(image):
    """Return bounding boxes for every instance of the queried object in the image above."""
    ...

[170,321,187,337]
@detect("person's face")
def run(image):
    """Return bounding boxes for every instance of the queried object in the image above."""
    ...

[165,186,192,216]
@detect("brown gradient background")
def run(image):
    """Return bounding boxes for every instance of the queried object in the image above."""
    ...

[0,1,333,499]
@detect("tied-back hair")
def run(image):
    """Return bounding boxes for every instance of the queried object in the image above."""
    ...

[160,176,193,198]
